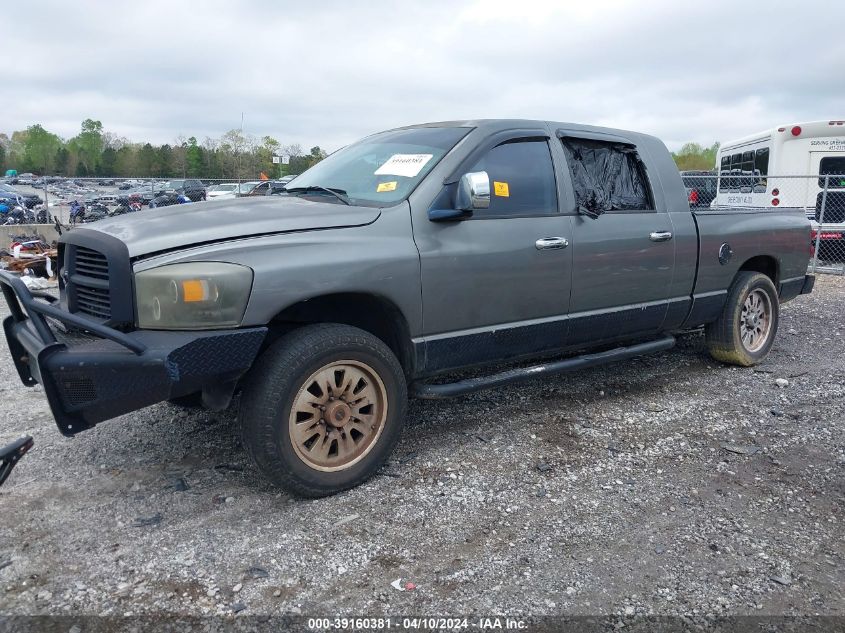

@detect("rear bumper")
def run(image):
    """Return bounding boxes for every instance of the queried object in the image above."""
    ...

[800,274,815,295]
[779,274,815,302]
[0,271,266,436]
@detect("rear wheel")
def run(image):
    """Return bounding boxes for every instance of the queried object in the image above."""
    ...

[706,271,779,366]
[239,324,407,497]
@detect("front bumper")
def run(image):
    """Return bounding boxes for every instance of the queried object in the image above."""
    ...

[0,271,266,436]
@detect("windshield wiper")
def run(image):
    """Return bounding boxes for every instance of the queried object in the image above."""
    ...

[284,185,351,205]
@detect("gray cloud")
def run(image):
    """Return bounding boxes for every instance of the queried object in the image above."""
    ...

[5,0,842,151]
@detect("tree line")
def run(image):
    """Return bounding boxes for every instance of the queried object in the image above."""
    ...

[0,118,720,178]
[0,119,328,179]
[670,142,720,171]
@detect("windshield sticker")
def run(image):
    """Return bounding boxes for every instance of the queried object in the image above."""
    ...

[376,181,398,193]
[493,181,510,197]
[374,154,433,178]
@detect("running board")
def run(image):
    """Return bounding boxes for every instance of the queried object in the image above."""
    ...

[411,335,676,399]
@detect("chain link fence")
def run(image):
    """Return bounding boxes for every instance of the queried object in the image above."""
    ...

[682,172,844,275]
[4,172,844,274]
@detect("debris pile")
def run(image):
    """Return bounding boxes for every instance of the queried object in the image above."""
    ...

[0,234,58,278]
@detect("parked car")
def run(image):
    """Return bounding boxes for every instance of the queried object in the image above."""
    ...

[206,183,240,200]
[0,119,813,498]
[149,193,192,208]
[237,181,270,197]
[681,170,718,207]
[160,179,206,202]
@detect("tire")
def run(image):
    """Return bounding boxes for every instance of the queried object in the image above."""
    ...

[239,324,407,497]
[706,271,779,366]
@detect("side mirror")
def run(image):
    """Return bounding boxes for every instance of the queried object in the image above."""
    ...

[456,171,490,211]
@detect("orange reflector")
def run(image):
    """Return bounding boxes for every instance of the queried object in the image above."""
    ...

[181,279,208,302]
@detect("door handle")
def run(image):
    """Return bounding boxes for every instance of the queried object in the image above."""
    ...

[535,237,569,250]
[649,231,673,242]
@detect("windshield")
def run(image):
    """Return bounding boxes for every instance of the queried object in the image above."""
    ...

[239,182,259,193]
[285,126,471,206]
[165,180,185,189]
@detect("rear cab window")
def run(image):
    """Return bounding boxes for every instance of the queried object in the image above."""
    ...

[559,137,654,214]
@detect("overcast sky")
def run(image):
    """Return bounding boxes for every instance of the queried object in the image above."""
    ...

[5,0,842,152]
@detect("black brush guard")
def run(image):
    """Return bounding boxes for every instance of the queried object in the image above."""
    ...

[0,271,266,436]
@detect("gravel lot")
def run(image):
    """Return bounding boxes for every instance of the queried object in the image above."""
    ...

[0,277,842,622]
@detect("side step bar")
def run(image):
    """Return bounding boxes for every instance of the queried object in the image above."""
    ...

[411,335,676,399]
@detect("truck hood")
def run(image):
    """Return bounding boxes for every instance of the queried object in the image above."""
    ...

[80,196,381,258]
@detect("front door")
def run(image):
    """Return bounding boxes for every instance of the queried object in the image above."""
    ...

[416,137,573,373]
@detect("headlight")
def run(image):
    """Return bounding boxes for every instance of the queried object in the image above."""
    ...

[134,262,253,330]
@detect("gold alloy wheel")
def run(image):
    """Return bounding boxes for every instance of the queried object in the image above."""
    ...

[740,289,772,353]
[288,360,388,472]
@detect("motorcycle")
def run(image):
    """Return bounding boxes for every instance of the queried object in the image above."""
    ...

[69,200,108,224]
[2,204,36,225]
[109,199,142,216]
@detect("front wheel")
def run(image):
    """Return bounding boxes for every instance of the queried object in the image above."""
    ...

[706,271,779,366]
[239,324,407,497]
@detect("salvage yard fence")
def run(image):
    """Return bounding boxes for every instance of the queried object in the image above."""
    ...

[680,173,845,275]
[8,173,845,275]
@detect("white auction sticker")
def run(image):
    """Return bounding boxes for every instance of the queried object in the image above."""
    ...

[374,154,433,178]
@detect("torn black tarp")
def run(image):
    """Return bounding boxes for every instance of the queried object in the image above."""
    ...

[560,138,651,216]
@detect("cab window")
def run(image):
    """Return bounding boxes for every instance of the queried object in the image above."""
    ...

[467,139,558,217]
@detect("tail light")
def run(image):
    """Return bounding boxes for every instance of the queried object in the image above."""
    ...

[771,198,780,206]
[771,188,780,196]
[791,126,802,136]
[688,189,699,205]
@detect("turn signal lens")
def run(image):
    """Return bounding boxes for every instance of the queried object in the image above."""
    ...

[181,279,217,303]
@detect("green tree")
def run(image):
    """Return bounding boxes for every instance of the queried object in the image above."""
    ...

[54,146,69,175]
[185,137,204,177]
[156,144,173,178]
[114,145,137,177]
[672,142,720,171]
[0,144,5,173]
[71,119,104,174]
[22,124,63,174]
[100,146,117,176]
[138,143,157,177]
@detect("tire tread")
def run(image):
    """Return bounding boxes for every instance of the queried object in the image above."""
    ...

[239,324,406,497]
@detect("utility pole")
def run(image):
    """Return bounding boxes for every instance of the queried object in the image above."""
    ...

[237,112,243,194]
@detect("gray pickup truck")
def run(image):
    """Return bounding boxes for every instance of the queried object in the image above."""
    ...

[0,120,814,496]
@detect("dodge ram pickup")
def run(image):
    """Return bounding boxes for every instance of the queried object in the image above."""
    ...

[0,120,814,497]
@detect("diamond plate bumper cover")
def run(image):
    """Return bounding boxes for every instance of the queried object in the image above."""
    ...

[0,270,266,436]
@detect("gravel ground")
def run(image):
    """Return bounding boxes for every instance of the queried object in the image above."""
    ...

[0,277,842,621]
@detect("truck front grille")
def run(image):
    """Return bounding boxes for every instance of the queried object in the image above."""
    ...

[72,246,112,319]
[74,246,110,280]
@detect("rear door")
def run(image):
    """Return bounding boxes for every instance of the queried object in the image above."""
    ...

[416,134,573,373]
[557,134,676,344]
